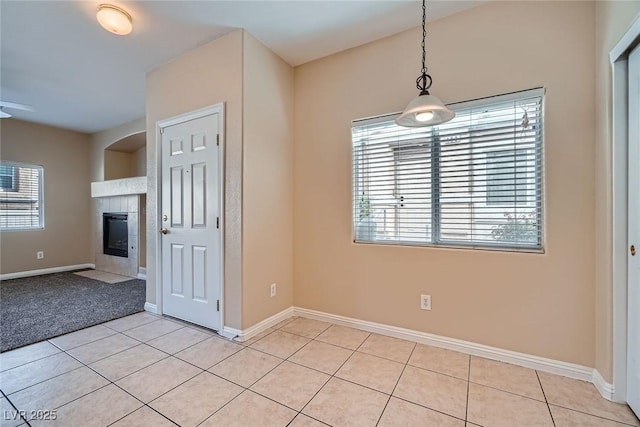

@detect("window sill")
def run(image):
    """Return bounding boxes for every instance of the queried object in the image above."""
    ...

[352,239,545,254]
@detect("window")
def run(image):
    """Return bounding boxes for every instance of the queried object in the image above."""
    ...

[0,161,44,230]
[0,165,18,192]
[352,88,543,250]
[485,149,529,205]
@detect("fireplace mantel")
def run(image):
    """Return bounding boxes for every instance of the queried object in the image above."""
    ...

[91,177,147,198]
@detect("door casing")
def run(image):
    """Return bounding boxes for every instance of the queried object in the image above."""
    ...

[154,103,225,331]
[611,16,640,403]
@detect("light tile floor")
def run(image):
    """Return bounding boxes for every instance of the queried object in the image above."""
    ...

[73,270,133,284]
[1,314,638,427]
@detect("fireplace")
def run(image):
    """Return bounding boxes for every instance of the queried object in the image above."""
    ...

[103,213,128,257]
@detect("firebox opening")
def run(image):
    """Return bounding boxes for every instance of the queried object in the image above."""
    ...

[103,213,128,258]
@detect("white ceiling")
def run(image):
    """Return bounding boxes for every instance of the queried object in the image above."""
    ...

[0,1,484,134]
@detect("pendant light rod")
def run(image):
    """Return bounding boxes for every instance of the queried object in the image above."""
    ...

[417,0,432,96]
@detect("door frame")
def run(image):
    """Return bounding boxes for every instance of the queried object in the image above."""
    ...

[612,16,640,403]
[154,103,225,331]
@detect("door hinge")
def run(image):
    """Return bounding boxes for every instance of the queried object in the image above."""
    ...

[216,134,219,146]
[160,127,165,134]
[216,217,219,228]
[216,300,220,311]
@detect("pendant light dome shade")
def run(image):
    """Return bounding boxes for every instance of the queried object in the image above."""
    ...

[395,93,455,127]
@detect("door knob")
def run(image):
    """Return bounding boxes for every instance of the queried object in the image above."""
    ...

[631,245,636,256]
[159,228,169,235]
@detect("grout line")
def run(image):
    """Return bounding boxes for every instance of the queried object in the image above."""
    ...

[142,405,181,426]
[8,315,637,427]
[536,370,556,427]
[34,309,155,349]
[375,342,417,426]
[545,402,640,427]
[196,324,328,427]
[286,413,332,426]
[129,368,202,407]
[64,344,199,424]
[390,394,468,424]
[465,380,547,403]
[89,347,173,381]
[145,332,215,358]
[404,360,471,382]
[64,333,152,366]
[47,328,119,352]
[0,362,86,397]
[249,325,351,422]
[102,317,160,333]
[121,324,187,344]
[41,382,113,416]
[0,345,63,374]
[0,388,31,426]
[4,314,201,426]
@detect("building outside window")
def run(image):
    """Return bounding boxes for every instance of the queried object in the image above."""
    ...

[352,88,543,251]
[0,161,44,230]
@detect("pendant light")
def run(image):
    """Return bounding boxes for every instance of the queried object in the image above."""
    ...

[395,0,454,127]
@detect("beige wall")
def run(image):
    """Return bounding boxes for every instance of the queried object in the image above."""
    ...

[594,1,640,382]
[146,30,244,329]
[242,32,295,328]
[103,145,146,180]
[90,117,145,182]
[104,149,136,180]
[0,120,92,274]
[134,146,146,177]
[294,1,596,366]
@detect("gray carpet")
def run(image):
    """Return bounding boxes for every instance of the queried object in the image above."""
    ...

[0,271,145,352]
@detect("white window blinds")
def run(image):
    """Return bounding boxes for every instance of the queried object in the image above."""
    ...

[0,161,44,230]
[352,88,543,250]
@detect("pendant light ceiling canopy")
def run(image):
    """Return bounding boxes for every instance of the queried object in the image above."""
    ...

[395,0,454,128]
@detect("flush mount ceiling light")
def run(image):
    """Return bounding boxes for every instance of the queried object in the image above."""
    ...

[395,0,454,127]
[96,4,132,35]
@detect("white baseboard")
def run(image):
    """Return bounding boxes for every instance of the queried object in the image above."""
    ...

[0,264,96,281]
[137,267,147,280]
[221,306,295,342]
[144,302,158,314]
[294,307,615,399]
[593,369,616,401]
[179,303,617,401]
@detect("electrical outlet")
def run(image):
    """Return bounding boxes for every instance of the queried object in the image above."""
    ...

[36,251,44,260]
[420,294,431,310]
[270,283,277,297]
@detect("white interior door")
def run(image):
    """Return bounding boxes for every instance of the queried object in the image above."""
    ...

[161,112,221,330]
[627,43,640,417]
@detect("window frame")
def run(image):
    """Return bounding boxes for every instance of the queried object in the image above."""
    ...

[351,88,545,253]
[0,161,45,231]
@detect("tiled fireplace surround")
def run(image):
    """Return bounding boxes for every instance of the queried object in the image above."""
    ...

[94,195,142,278]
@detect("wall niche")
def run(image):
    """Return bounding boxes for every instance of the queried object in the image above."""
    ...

[104,131,146,180]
